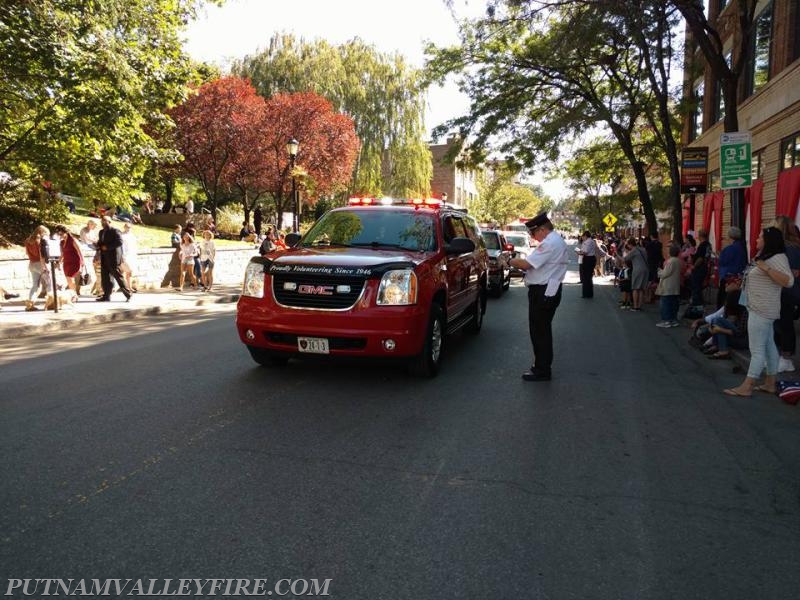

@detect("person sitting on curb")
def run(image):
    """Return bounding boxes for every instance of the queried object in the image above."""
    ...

[695,289,747,360]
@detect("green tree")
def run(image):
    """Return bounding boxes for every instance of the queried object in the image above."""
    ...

[428,0,682,237]
[232,35,432,198]
[0,0,214,207]
[472,164,542,227]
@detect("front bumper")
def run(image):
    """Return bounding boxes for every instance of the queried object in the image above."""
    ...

[236,294,430,358]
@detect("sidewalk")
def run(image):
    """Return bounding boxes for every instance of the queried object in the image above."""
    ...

[0,285,241,340]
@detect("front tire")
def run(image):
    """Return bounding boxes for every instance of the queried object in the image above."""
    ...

[409,303,444,377]
[247,346,290,367]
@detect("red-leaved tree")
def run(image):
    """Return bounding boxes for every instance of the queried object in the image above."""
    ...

[260,92,359,228]
[170,77,267,221]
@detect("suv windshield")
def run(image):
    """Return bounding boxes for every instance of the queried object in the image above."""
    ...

[301,209,436,252]
[481,232,501,250]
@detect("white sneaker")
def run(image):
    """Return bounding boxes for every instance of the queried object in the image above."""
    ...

[668,321,681,327]
[778,357,796,373]
[655,321,671,328]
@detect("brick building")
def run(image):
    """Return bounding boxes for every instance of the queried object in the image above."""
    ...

[682,0,800,254]
[428,135,480,208]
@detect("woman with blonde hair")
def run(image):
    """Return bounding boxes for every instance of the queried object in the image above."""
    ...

[773,215,800,372]
[23,225,49,311]
[178,232,199,291]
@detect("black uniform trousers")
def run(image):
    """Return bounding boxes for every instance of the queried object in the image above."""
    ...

[579,256,596,298]
[528,283,562,377]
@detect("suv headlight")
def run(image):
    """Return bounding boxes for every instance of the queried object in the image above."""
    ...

[377,270,417,305]
[242,262,266,298]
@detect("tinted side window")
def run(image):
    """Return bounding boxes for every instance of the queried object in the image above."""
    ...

[443,216,467,243]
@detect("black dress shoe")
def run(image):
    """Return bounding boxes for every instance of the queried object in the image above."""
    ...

[96,296,110,302]
[522,371,552,382]
[3,292,19,300]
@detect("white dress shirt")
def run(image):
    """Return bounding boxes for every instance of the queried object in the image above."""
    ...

[524,230,569,295]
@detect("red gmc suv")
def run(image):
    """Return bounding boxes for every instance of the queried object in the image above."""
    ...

[236,197,488,377]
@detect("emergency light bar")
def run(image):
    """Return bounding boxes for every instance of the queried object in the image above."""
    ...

[348,197,443,208]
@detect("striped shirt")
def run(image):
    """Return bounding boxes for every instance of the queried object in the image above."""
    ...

[743,254,794,320]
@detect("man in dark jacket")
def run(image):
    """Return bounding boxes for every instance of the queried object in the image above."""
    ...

[97,216,132,302]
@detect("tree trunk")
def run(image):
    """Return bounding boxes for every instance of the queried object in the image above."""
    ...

[163,180,173,213]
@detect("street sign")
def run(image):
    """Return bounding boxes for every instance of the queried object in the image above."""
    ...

[681,147,708,194]
[602,213,617,227]
[604,225,615,232]
[720,131,752,189]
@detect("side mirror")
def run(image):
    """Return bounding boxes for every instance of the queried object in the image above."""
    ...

[284,232,301,247]
[445,237,476,255]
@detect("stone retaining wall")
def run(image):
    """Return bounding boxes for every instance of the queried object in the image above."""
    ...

[0,247,257,292]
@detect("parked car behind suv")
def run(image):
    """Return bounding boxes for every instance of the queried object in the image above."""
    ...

[502,230,535,277]
[480,230,512,296]
[236,197,488,377]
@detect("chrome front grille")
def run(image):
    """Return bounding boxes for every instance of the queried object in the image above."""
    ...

[271,273,366,309]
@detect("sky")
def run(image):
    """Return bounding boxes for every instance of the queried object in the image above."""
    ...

[182,0,565,199]
[183,0,481,138]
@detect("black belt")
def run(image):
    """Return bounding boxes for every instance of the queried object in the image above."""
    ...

[528,284,548,288]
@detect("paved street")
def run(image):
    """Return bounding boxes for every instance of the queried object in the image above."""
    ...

[1,271,799,599]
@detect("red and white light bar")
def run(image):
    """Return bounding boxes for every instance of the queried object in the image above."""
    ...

[348,197,443,208]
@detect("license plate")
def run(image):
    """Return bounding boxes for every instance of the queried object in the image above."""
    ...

[297,336,329,354]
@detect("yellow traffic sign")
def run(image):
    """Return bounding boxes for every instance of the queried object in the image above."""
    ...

[605,225,615,232]
[603,213,617,227]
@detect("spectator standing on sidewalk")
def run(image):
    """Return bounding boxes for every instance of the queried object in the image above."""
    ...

[655,244,682,327]
[773,215,800,373]
[199,230,216,291]
[716,226,747,309]
[97,216,132,302]
[170,225,182,249]
[23,225,49,311]
[54,225,85,293]
[121,223,139,292]
[624,238,649,311]
[178,232,199,290]
[575,230,597,298]
[689,229,712,314]
[724,227,793,397]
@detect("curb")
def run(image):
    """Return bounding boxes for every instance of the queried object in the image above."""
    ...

[1,293,240,340]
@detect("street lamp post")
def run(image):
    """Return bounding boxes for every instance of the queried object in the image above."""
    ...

[286,138,299,233]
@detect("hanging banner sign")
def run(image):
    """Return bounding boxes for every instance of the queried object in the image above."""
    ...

[680,147,709,194]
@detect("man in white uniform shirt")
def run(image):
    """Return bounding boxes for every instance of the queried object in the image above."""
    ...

[509,212,569,381]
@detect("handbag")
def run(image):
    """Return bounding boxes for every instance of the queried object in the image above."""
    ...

[80,262,91,286]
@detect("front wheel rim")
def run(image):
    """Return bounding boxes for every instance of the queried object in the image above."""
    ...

[430,319,442,363]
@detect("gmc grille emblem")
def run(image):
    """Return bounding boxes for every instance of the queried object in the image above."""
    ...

[298,284,335,295]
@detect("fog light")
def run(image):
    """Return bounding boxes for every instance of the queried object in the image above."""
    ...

[383,339,396,351]
[245,329,255,341]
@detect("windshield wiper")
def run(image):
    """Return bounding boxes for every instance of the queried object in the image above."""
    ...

[351,241,416,251]
[307,240,355,248]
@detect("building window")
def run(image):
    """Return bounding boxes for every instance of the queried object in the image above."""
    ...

[751,149,763,180]
[746,2,773,97]
[709,169,720,191]
[692,80,704,140]
[781,133,800,171]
